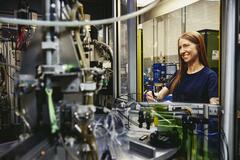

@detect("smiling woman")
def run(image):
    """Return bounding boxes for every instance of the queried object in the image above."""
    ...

[146,31,219,104]
[179,39,200,64]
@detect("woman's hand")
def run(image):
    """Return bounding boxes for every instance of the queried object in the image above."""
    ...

[146,91,156,102]
[146,87,170,102]
[210,97,219,105]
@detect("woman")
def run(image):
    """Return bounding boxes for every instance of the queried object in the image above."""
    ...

[146,31,219,104]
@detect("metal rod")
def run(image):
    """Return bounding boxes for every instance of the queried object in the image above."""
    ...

[203,104,209,159]
[221,0,236,159]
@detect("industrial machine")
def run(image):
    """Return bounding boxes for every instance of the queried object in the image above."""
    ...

[0,0,227,160]
[0,0,112,159]
[128,102,223,160]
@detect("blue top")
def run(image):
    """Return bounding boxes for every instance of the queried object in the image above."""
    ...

[166,67,218,103]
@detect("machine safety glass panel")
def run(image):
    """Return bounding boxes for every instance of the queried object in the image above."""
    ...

[142,0,220,103]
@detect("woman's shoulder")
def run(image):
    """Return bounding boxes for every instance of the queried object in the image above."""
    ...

[202,67,218,80]
[202,67,217,75]
[187,66,216,77]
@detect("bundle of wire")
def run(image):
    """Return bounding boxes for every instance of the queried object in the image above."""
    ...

[93,109,126,145]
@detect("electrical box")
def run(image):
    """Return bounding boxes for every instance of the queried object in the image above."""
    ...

[198,29,219,74]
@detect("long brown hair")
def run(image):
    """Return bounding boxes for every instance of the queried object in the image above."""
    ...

[169,31,209,93]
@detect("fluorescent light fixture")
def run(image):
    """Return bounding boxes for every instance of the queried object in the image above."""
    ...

[137,0,155,7]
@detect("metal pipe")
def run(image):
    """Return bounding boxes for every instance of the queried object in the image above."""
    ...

[45,0,53,65]
[45,33,52,65]
[128,0,137,101]
[0,0,160,27]
[45,0,50,21]
[113,0,119,98]
[221,0,236,159]
[203,104,209,159]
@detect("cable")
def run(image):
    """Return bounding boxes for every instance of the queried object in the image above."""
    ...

[92,40,113,61]
[94,115,111,138]
[93,110,127,141]
[4,68,15,80]
[0,66,5,86]
[116,93,140,102]
[152,110,172,124]
[0,0,160,27]
[221,127,229,160]
[0,54,17,80]
[117,110,139,127]
[114,95,181,128]
[195,130,219,136]
[0,62,20,71]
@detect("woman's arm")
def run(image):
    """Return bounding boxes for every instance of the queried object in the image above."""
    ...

[156,87,170,100]
[146,87,170,102]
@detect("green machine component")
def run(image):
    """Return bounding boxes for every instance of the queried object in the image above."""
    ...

[198,29,220,74]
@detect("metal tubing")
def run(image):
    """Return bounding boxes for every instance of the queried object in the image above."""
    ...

[0,0,160,27]
[203,104,209,159]
[221,0,236,159]
[113,0,120,98]
[128,0,137,101]
[45,33,52,65]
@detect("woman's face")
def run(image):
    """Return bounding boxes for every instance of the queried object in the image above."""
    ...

[178,38,199,64]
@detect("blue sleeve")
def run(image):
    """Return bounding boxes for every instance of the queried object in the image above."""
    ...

[165,71,177,89]
[208,72,218,98]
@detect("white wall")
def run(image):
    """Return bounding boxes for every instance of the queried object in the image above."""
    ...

[186,1,220,31]
[143,19,154,59]
[163,10,182,56]
[157,19,165,58]
[142,0,220,61]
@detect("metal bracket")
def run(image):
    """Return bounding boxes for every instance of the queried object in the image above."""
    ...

[42,41,58,50]
[80,82,96,91]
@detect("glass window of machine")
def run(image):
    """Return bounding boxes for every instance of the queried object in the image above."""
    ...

[141,0,220,103]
